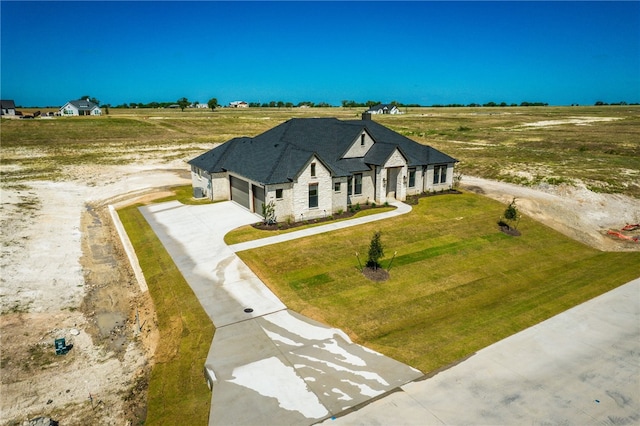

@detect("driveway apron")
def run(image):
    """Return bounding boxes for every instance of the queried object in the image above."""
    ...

[139,201,422,425]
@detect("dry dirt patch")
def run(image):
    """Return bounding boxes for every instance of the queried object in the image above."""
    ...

[462,176,640,252]
[1,162,188,425]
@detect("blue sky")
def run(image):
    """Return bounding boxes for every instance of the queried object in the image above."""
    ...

[2,1,638,107]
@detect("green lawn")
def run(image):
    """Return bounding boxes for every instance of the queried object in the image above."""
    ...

[118,201,213,425]
[237,192,640,373]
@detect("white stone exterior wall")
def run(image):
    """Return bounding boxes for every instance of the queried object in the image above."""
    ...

[191,167,210,198]
[332,177,348,214]
[293,156,333,221]
[383,149,408,201]
[424,164,454,192]
[347,170,375,205]
[191,167,229,201]
[265,183,294,222]
[342,131,375,158]
[406,167,423,196]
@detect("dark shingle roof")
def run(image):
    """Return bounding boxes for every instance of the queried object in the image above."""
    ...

[1,100,16,109]
[188,118,457,185]
[68,99,99,110]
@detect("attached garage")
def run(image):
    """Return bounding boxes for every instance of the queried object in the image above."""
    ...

[252,185,265,215]
[230,176,250,210]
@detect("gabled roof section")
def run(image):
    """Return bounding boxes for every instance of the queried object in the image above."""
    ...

[188,118,457,185]
[1,100,16,109]
[188,137,247,173]
[67,99,100,110]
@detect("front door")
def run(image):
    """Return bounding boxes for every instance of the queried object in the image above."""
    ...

[386,168,400,199]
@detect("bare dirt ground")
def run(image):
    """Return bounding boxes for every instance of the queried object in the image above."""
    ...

[461,176,640,252]
[1,158,638,425]
[1,161,189,425]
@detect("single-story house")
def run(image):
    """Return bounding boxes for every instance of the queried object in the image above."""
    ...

[366,104,401,115]
[229,101,249,108]
[1,100,16,116]
[188,116,457,222]
[59,99,102,116]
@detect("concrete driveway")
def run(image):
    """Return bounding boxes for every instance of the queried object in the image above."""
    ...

[139,201,422,425]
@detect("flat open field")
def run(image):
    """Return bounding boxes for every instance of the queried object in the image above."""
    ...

[1,106,638,425]
[3,106,640,197]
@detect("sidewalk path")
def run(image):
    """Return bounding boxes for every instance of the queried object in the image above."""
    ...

[139,200,421,425]
[229,201,410,252]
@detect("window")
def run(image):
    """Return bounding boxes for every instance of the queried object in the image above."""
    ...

[275,188,283,199]
[309,184,318,208]
[408,168,416,187]
[354,173,362,195]
[334,182,341,192]
[347,177,353,195]
[310,163,316,177]
[433,165,447,184]
[361,134,365,146]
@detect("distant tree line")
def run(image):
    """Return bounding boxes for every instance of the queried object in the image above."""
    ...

[91,97,640,110]
[593,100,638,106]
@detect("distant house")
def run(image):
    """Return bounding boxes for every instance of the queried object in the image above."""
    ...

[1,100,16,116]
[188,116,457,221]
[366,104,401,115]
[59,99,102,116]
[229,101,249,108]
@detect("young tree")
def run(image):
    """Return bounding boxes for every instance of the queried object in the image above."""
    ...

[367,231,384,270]
[208,98,218,111]
[503,197,520,230]
[177,97,189,111]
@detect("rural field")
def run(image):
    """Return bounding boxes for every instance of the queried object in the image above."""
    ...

[1,106,639,425]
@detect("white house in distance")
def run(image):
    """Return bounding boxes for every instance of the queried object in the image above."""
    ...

[188,116,457,222]
[1,100,16,116]
[366,104,402,115]
[59,99,102,116]
[229,101,249,108]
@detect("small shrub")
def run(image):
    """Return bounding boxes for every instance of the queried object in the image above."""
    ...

[337,208,344,215]
[355,203,361,211]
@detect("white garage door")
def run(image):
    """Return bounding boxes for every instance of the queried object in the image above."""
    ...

[230,176,250,210]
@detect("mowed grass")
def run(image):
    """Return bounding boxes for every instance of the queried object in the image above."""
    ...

[118,201,213,425]
[238,192,640,373]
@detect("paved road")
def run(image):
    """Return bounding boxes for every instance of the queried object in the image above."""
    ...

[139,201,421,425]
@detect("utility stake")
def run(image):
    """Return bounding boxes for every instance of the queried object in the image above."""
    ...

[355,252,363,272]
[387,251,398,272]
